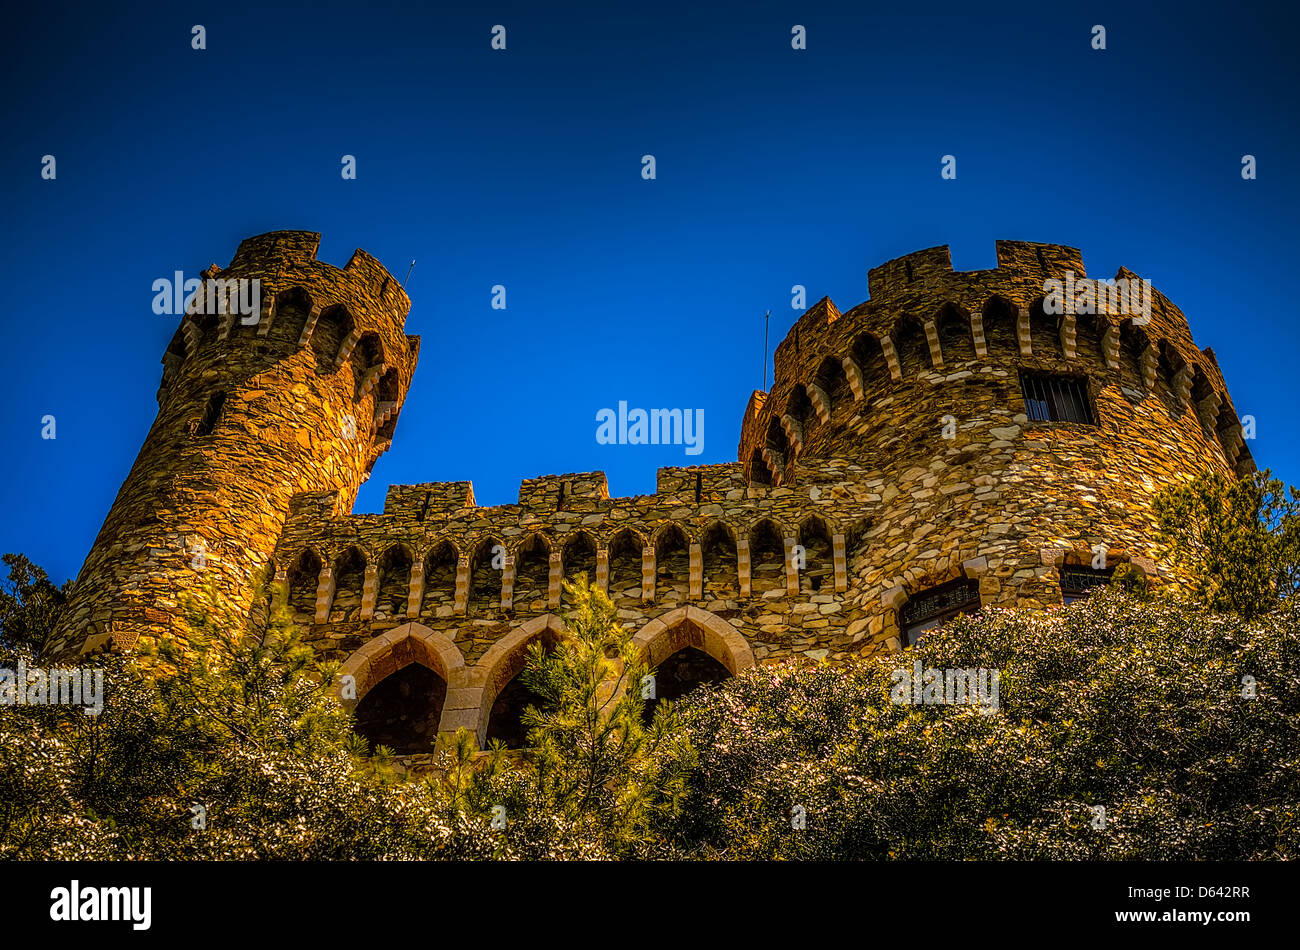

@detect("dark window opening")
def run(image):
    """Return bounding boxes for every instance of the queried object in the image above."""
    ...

[900,577,980,647]
[1021,372,1094,425]
[195,392,226,436]
[694,473,702,504]
[1061,564,1114,604]
[905,261,914,282]
[1036,247,1047,272]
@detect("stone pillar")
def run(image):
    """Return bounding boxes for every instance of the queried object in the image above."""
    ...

[641,545,656,602]
[595,545,609,594]
[500,555,515,612]
[548,552,562,610]
[1016,306,1033,357]
[841,357,864,401]
[407,560,424,619]
[454,555,470,616]
[297,304,322,346]
[689,542,703,600]
[737,539,752,597]
[359,564,378,620]
[272,567,288,612]
[1101,325,1119,369]
[256,290,275,337]
[783,536,799,597]
[314,565,335,624]
[970,310,987,358]
[1059,312,1076,359]
[832,533,848,594]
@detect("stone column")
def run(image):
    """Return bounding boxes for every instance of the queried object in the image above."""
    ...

[689,543,703,600]
[737,539,751,597]
[407,560,424,619]
[454,555,470,616]
[359,564,378,620]
[641,545,656,602]
[595,545,609,594]
[314,565,335,624]
[500,555,515,612]
[548,552,562,610]
[832,533,848,594]
[783,536,799,596]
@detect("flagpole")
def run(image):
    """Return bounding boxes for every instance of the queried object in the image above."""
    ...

[763,310,770,392]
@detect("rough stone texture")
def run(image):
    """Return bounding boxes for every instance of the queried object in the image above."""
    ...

[47,234,1254,748]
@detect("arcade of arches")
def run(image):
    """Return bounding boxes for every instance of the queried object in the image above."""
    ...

[340,607,757,756]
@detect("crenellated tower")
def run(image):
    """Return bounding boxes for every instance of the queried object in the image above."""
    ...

[45,231,420,660]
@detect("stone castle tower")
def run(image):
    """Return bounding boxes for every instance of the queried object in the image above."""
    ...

[48,233,1253,762]
[45,231,419,659]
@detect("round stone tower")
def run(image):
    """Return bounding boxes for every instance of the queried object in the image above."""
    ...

[737,240,1254,647]
[45,231,420,660]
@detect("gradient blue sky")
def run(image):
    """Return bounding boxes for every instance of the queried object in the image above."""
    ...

[3,1,1297,585]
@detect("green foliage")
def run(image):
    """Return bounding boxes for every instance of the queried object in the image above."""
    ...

[1154,468,1300,619]
[665,590,1300,859]
[3,562,1298,861]
[0,553,68,653]
[455,576,696,857]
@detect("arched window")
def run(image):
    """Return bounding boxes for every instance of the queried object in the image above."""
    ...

[512,534,551,613]
[935,303,974,363]
[702,522,739,600]
[607,530,645,602]
[749,519,786,597]
[655,525,689,605]
[330,547,367,624]
[798,517,833,594]
[562,531,597,604]
[376,545,412,620]
[469,537,504,614]
[287,549,322,621]
[420,541,458,620]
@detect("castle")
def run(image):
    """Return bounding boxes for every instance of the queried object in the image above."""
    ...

[45,231,1254,760]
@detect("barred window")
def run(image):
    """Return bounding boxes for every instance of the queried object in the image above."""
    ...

[900,577,981,646]
[1021,372,1094,424]
[1061,564,1113,604]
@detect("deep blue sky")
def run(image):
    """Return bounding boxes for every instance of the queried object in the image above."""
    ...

[3,1,1297,585]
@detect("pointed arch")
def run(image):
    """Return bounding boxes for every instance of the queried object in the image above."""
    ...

[701,520,739,600]
[982,295,1018,357]
[335,622,468,710]
[287,548,322,620]
[893,314,931,376]
[376,543,413,620]
[512,532,552,613]
[607,528,645,600]
[632,606,756,675]
[420,539,459,620]
[935,302,975,363]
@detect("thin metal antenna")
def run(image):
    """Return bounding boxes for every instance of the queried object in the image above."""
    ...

[403,260,416,289]
[762,310,771,392]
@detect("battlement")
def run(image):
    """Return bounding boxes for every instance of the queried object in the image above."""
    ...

[383,481,477,520]
[227,230,412,317]
[519,473,610,509]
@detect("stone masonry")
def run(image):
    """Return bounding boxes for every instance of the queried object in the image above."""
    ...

[46,232,1254,754]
